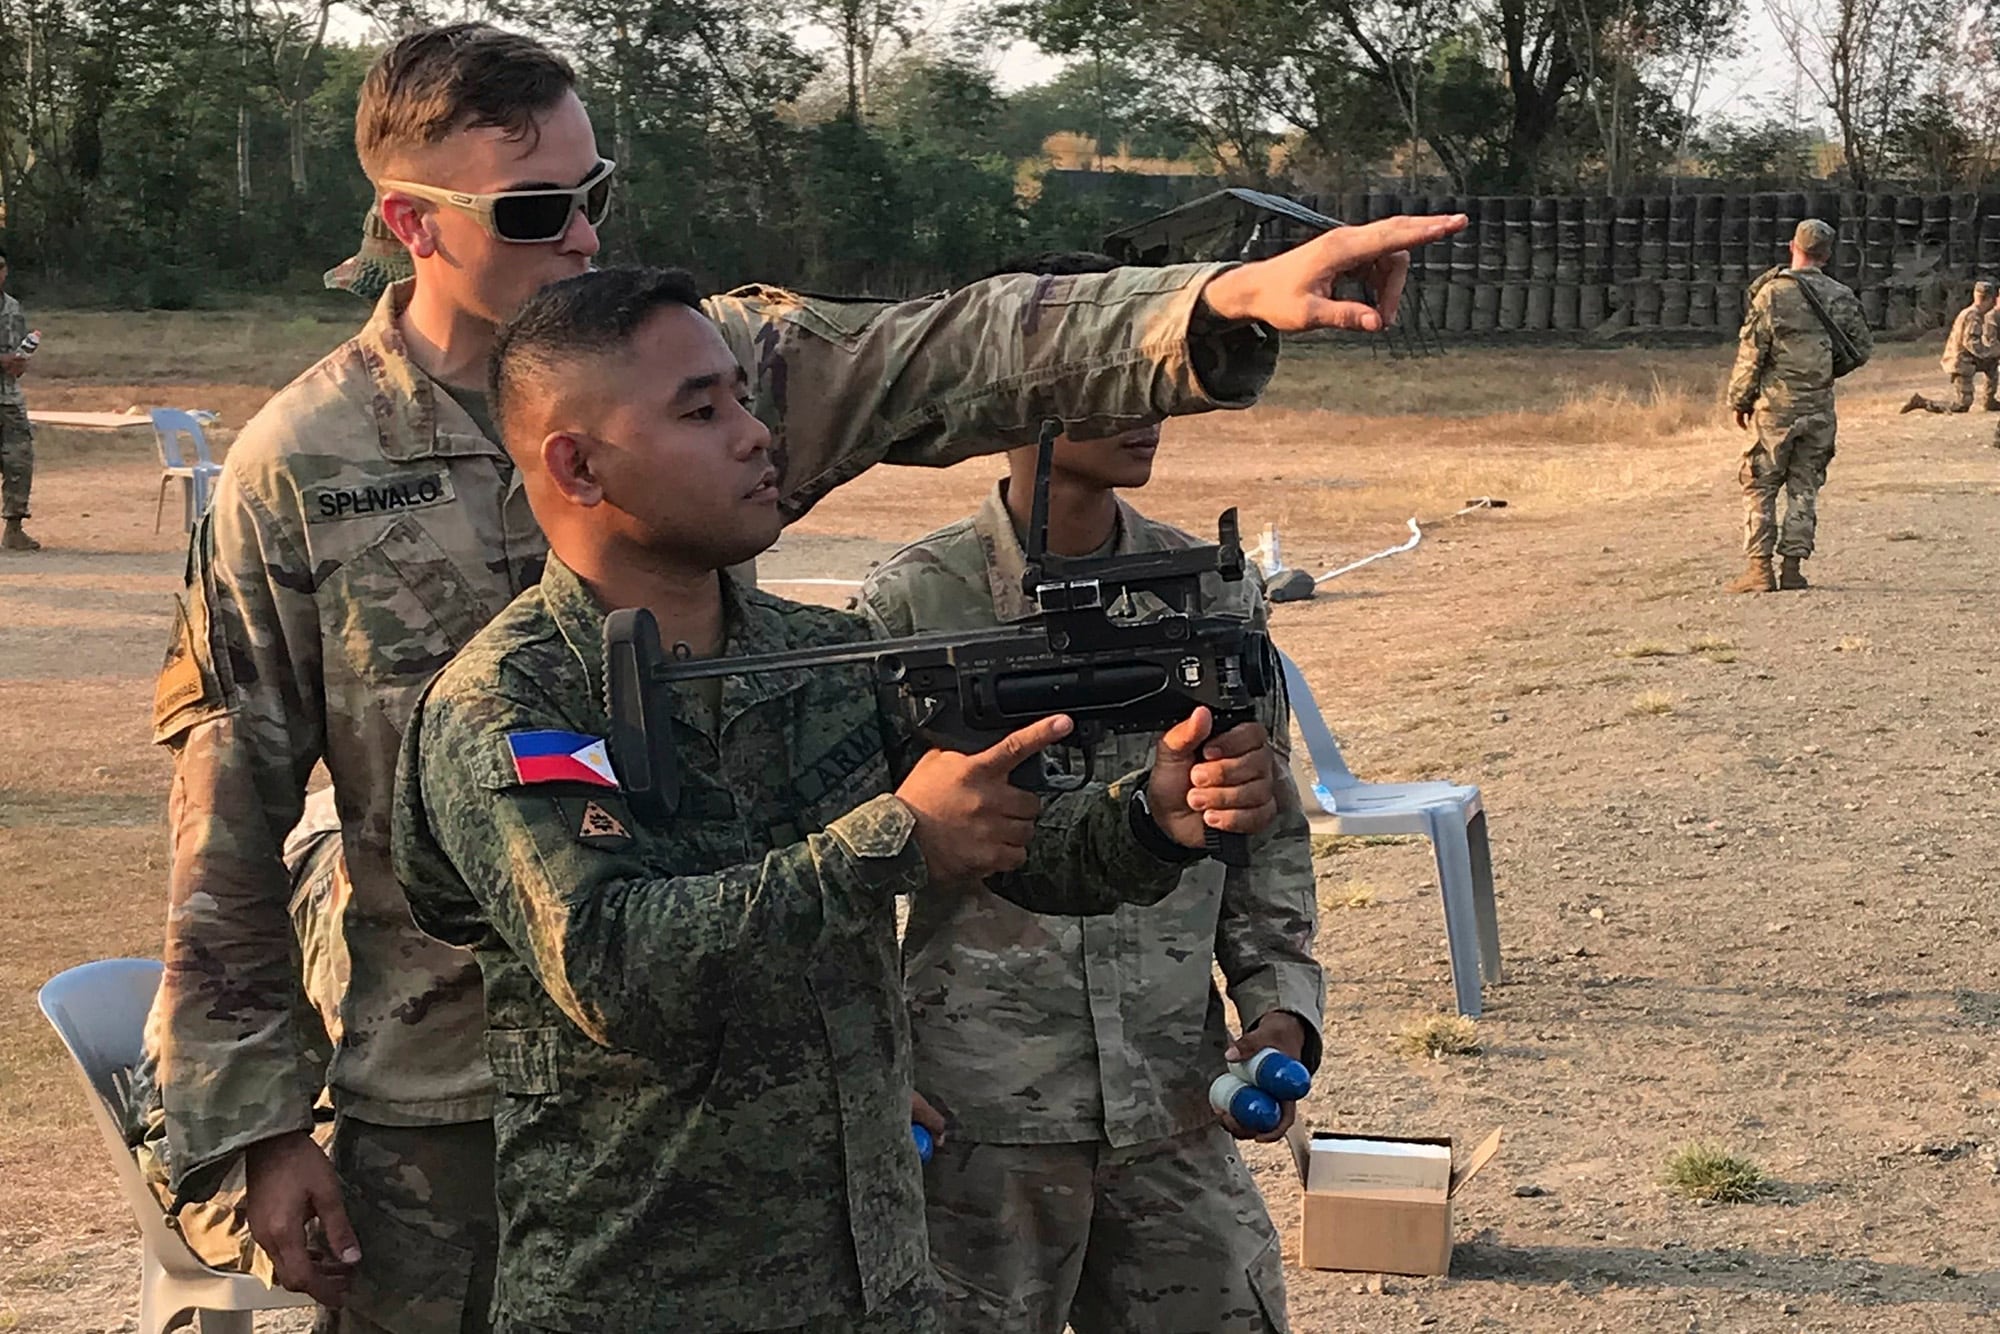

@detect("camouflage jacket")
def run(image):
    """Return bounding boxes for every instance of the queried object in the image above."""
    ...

[855,482,1323,1146]
[389,554,1193,1331]
[1,293,26,406]
[1943,302,1994,375]
[1727,267,1871,417]
[150,270,1277,1197]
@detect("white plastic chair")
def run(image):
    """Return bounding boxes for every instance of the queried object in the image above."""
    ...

[1280,651,1502,1017]
[149,409,223,534]
[37,958,315,1333]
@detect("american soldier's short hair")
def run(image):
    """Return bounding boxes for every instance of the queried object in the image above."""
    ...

[982,251,1121,281]
[356,24,576,183]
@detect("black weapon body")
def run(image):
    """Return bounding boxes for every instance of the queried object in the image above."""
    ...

[603,422,1280,867]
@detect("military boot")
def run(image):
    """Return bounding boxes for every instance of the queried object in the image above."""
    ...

[1726,558,1775,594]
[1778,555,1808,590]
[2,519,41,552]
[1900,392,1927,414]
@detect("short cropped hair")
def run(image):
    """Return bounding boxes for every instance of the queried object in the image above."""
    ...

[356,24,576,182]
[982,251,1121,281]
[489,267,705,448]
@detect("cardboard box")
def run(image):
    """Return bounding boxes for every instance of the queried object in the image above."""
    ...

[1288,1128,1502,1276]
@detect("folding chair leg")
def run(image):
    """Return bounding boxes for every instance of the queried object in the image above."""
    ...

[1427,808,1485,1018]
[195,1310,253,1334]
[155,476,171,534]
[1467,810,1503,985]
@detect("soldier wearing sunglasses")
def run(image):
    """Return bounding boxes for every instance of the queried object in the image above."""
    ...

[148,20,1462,1334]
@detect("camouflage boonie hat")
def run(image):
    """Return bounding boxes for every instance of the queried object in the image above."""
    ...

[1792,219,1836,260]
[323,207,412,300]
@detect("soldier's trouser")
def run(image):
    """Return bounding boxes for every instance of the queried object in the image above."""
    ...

[325,1116,499,1334]
[923,1125,1288,1334]
[0,402,32,519]
[1913,374,1976,412]
[492,1273,941,1334]
[1979,363,1999,406]
[1741,407,1837,561]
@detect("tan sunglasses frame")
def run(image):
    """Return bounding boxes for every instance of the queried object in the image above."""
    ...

[378,159,617,243]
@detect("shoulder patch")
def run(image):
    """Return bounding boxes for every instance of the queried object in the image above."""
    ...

[302,470,456,524]
[152,595,223,742]
[504,730,620,788]
[556,796,636,850]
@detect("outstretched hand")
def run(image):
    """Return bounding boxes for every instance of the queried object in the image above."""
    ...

[1198,213,1470,334]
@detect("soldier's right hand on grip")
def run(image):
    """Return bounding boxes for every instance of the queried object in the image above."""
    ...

[898,715,1076,881]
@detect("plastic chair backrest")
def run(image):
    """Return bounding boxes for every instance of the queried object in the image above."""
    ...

[149,408,214,471]
[37,959,215,1280]
[1278,648,1356,787]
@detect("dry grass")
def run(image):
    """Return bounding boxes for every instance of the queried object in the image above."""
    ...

[1337,882,1379,909]
[1836,635,1873,653]
[1617,640,1678,658]
[1662,1144,1768,1203]
[1396,1013,1482,1059]
[1630,689,1677,715]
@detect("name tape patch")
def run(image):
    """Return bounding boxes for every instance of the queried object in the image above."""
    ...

[304,471,456,523]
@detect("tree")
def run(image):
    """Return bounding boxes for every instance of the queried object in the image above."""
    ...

[1765,0,1956,191]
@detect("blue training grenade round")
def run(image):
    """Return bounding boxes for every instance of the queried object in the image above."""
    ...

[912,1123,935,1164]
[1229,1047,1313,1102]
[1208,1074,1282,1136]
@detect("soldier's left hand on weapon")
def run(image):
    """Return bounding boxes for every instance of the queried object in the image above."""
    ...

[1197,212,1468,333]
[1145,707,1276,849]
[0,354,25,377]
[1219,1011,1311,1143]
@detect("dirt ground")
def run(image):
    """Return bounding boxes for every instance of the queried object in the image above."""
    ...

[3,310,1999,1333]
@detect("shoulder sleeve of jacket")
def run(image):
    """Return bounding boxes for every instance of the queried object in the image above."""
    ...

[703,269,1278,524]
[401,658,928,1058]
[1726,285,1774,412]
[154,441,331,1195]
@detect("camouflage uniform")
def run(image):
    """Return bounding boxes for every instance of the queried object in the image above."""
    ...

[0,291,34,519]
[855,484,1323,1334]
[151,272,1277,1332]
[388,554,1200,1332]
[1907,295,1994,412]
[1726,262,1871,563]
[118,788,346,1280]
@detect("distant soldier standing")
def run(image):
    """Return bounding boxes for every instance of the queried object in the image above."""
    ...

[0,247,41,551]
[1901,280,1996,414]
[1725,219,1871,594]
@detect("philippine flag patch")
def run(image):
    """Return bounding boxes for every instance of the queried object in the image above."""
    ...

[505,730,621,789]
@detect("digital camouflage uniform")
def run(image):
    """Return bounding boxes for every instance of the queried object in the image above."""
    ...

[1726,263,1871,563]
[0,291,34,519]
[1907,296,1995,412]
[855,483,1323,1334]
[150,270,1277,1332]
[388,554,1201,1333]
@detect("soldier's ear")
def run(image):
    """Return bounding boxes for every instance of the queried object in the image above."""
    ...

[379,194,436,259]
[543,432,604,508]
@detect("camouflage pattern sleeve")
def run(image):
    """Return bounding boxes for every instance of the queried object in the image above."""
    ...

[704,266,1279,524]
[400,674,931,1053]
[1213,588,1324,1068]
[984,772,1197,917]
[1833,281,1873,369]
[1726,286,1773,413]
[151,488,329,1197]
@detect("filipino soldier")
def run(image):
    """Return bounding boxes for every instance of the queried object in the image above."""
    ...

[1900,280,1996,414]
[388,264,1284,1333]
[855,253,1324,1334]
[0,246,41,551]
[147,18,1466,1332]
[1724,219,1871,594]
